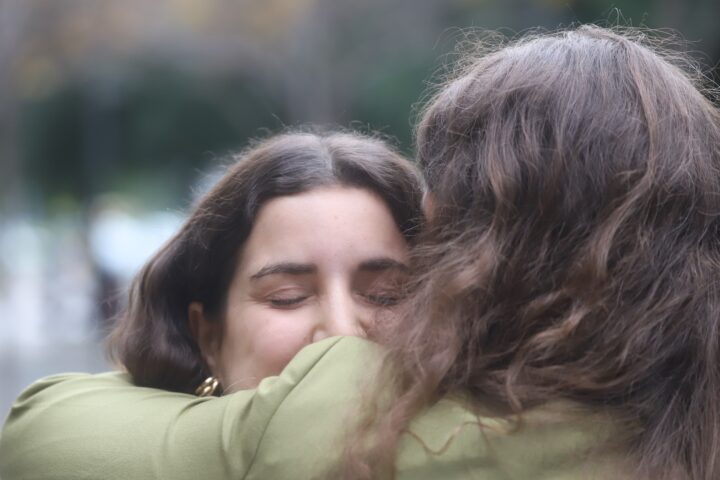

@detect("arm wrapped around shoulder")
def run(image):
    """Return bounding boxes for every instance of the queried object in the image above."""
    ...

[0,337,375,480]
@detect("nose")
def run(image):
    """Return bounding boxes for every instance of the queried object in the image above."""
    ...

[312,284,367,342]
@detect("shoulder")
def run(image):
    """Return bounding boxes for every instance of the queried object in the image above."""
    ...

[396,399,631,480]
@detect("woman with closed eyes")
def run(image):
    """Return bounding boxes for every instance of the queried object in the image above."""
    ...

[108,130,425,396]
[1,130,426,480]
[4,25,720,480]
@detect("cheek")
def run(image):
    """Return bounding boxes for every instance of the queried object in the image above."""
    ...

[250,318,312,373]
[220,306,314,382]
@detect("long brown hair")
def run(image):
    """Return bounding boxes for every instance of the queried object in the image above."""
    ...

[107,130,425,394]
[344,27,720,479]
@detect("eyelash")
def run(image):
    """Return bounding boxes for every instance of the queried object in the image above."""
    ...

[265,288,404,309]
[268,296,309,308]
[361,292,402,307]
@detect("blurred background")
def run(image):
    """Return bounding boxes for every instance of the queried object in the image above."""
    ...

[1,0,719,417]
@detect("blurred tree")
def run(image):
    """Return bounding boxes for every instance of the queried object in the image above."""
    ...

[21,68,285,209]
[3,0,719,213]
[0,0,32,216]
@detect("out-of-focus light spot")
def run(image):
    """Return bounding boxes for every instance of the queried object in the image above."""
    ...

[89,207,183,281]
[174,0,213,29]
[16,56,63,100]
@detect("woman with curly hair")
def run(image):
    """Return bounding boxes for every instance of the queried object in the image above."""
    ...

[3,26,719,480]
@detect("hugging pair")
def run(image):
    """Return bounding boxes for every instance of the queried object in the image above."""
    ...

[2,26,720,480]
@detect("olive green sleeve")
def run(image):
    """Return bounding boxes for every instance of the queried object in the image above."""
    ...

[0,337,628,479]
[0,336,356,480]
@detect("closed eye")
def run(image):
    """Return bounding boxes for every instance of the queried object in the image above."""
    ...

[359,292,403,307]
[268,295,310,308]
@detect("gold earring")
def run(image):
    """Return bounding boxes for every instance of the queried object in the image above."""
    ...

[195,376,220,397]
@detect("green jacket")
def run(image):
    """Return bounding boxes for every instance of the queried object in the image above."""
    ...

[0,337,627,479]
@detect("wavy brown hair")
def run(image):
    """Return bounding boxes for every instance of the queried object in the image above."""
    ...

[107,130,425,394]
[342,27,720,479]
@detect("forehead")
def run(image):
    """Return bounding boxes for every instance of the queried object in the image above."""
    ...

[237,187,407,272]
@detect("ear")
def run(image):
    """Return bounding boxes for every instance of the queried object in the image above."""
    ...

[188,302,223,376]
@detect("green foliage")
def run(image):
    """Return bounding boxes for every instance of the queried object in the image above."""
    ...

[21,85,85,202]
[21,67,286,206]
[18,0,720,210]
[350,58,434,154]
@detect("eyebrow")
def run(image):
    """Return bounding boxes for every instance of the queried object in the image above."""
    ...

[249,257,408,281]
[358,258,409,272]
[250,262,317,280]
